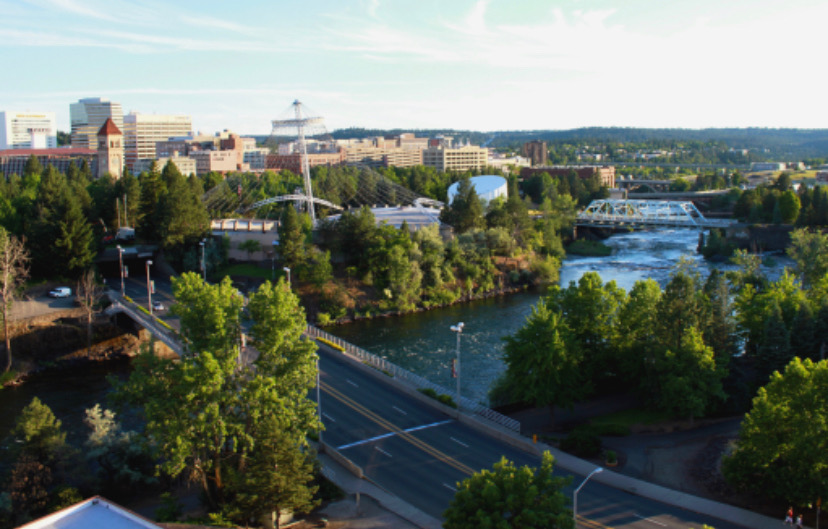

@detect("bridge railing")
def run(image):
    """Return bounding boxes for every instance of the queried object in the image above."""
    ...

[576,212,732,228]
[106,291,185,356]
[305,325,520,433]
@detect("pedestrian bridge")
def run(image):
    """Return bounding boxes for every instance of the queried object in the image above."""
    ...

[576,199,733,229]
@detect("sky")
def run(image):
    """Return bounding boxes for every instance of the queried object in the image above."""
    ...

[3,0,828,135]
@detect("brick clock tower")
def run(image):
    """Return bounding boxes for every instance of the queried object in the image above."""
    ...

[96,117,123,178]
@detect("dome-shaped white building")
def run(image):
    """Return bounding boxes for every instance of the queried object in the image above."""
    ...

[447,175,507,205]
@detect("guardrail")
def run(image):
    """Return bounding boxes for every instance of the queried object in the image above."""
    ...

[106,291,184,356]
[306,325,520,433]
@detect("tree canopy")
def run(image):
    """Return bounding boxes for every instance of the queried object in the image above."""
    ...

[443,452,573,529]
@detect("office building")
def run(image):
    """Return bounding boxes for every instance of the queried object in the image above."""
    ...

[0,111,57,149]
[0,148,96,178]
[70,97,124,150]
[521,140,548,166]
[422,144,489,172]
[123,112,192,170]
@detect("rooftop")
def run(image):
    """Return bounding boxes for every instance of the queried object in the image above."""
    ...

[16,496,162,529]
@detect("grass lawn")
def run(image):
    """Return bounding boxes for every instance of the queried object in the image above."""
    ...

[590,408,673,430]
[217,263,282,280]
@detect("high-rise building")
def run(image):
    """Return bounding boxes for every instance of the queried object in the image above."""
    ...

[521,141,548,166]
[0,111,57,149]
[123,112,192,170]
[70,98,124,150]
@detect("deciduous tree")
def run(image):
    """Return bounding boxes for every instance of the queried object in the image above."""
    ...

[0,227,29,372]
[723,357,828,505]
[443,452,573,529]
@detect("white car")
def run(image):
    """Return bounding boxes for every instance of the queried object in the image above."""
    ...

[48,287,71,298]
[152,301,165,311]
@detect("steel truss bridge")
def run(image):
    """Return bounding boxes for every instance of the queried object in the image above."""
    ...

[243,194,343,213]
[576,199,733,229]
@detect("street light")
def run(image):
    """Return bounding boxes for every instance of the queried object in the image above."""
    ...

[283,266,291,286]
[450,322,464,408]
[146,260,153,316]
[573,467,603,528]
[116,245,125,297]
[200,239,206,282]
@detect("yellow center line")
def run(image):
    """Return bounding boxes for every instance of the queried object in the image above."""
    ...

[321,381,475,475]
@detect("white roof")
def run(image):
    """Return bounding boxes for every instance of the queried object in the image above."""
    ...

[16,496,162,529]
[447,175,507,197]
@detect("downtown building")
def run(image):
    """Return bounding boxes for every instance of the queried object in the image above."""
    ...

[422,144,489,172]
[70,97,124,150]
[0,111,57,150]
[123,112,192,171]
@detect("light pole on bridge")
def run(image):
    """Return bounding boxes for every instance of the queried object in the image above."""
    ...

[146,260,153,316]
[573,467,603,528]
[450,322,464,408]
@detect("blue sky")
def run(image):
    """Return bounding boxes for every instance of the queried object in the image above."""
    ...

[3,0,828,135]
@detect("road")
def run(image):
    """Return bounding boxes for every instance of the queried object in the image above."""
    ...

[317,345,748,529]
[109,273,756,528]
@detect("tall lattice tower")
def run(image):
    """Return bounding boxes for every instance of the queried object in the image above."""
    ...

[270,100,329,223]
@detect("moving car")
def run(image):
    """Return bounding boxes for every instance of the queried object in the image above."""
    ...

[152,301,165,312]
[48,287,71,298]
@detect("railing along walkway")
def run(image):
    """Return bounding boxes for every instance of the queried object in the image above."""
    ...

[306,325,520,433]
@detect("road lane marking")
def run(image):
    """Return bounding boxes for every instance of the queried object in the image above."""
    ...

[346,379,359,387]
[633,513,667,527]
[392,405,408,415]
[375,447,392,457]
[442,482,457,492]
[337,419,453,450]
[450,437,469,448]
[322,381,474,475]
[322,413,336,423]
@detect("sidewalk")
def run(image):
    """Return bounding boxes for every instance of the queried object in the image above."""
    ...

[317,452,442,529]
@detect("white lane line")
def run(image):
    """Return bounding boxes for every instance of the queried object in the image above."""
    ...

[392,406,408,415]
[442,482,457,492]
[633,514,667,527]
[375,447,392,457]
[322,413,336,423]
[450,437,469,448]
[337,419,454,450]
[346,379,359,388]
[338,432,395,450]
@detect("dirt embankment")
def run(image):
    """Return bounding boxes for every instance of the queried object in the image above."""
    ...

[3,312,145,384]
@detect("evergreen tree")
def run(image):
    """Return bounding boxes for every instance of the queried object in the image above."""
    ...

[278,206,307,269]
[757,301,792,379]
[137,162,165,241]
[440,175,484,234]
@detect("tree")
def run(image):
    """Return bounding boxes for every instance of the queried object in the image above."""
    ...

[777,190,800,225]
[788,228,828,287]
[75,269,103,354]
[114,274,320,522]
[157,160,209,249]
[0,227,29,372]
[655,327,725,420]
[239,239,261,261]
[723,357,828,505]
[499,300,585,423]
[55,197,95,277]
[443,452,573,529]
[612,279,662,392]
[278,206,307,269]
[441,176,485,234]
[12,397,67,462]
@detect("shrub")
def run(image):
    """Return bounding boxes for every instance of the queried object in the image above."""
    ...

[605,450,617,464]
[418,388,438,398]
[316,337,345,352]
[437,394,458,409]
[559,427,602,458]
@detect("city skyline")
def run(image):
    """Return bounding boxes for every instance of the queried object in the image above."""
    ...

[3,0,828,135]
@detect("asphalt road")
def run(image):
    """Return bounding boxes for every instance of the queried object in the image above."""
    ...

[316,345,749,529]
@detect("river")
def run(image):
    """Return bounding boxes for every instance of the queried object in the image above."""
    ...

[327,228,791,404]
[0,228,790,443]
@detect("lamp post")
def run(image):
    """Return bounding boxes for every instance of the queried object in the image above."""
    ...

[200,239,206,282]
[146,260,153,316]
[271,252,276,281]
[573,467,603,528]
[450,322,464,408]
[283,266,291,287]
[116,245,125,297]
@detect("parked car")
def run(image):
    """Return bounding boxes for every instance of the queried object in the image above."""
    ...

[48,287,72,298]
[152,301,165,312]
